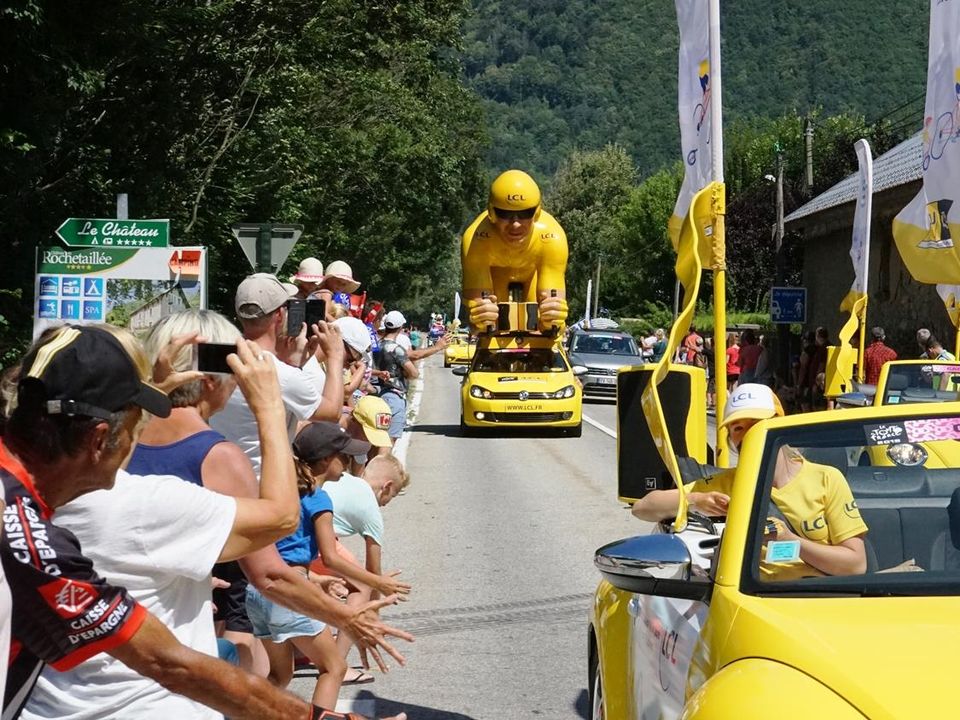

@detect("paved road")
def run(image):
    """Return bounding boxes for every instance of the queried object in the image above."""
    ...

[291,359,638,718]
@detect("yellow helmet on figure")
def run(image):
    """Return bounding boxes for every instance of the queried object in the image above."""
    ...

[488,170,542,222]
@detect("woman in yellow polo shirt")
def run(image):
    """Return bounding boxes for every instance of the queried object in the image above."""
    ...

[632,384,868,580]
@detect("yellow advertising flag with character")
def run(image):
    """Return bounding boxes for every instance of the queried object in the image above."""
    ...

[893,1,960,287]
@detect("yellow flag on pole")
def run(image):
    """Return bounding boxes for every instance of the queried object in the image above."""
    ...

[892,0,960,285]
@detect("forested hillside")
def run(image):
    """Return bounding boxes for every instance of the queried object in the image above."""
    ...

[463,0,928,178]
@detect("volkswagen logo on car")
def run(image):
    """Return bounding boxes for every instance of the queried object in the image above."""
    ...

[518,390,529,401]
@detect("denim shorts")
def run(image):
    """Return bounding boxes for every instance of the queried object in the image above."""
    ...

[380,390,407,439]
[245,584,326,643]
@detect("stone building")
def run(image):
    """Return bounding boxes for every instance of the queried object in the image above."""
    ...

[785,134,954,356]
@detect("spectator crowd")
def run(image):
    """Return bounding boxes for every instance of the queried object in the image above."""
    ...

[0,256,454,720]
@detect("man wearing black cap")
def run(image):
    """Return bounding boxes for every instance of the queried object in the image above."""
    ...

[0,326,405,720]
[863,326,897,386]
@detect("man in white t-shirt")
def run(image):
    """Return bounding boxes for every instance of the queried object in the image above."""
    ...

[211,274,344,474]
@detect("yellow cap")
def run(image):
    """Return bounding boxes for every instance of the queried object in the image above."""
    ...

[353,395,393,447]
[488,169,542,220]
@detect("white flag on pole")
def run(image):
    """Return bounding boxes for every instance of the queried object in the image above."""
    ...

[842,140,874,310]
[668,0,714,248]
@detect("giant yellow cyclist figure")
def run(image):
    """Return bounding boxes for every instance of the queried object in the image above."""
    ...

[461,170,569,333]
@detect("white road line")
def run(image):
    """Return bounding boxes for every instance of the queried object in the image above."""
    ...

[583,413,617,439]
[392,360,425,465]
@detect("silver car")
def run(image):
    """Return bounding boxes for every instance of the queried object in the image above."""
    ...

[567,329,645,397]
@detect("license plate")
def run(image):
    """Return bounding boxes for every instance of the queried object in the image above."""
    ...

[595,376,616,385]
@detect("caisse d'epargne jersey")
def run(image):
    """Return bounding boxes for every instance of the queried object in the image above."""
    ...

[0,443,146,720]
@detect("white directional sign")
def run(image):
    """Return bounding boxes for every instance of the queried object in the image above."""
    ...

[231,223,303,273]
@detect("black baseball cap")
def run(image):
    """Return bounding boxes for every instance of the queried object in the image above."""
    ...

[293,421,371,462]
[17,326,171,420]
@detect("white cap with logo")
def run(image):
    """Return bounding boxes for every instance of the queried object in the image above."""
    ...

[383,310,407,330]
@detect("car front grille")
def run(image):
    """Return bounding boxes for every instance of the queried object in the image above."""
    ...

[485,412,566,423]
[586,367,618,376]
[489,391,555,400]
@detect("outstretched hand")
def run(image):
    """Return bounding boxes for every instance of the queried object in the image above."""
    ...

[376,569,411,600]
[343,594,414,673]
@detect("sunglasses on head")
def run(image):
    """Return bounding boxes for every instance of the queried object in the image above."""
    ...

[493,207,536,221]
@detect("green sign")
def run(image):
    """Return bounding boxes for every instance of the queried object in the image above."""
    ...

[55,218,169,248]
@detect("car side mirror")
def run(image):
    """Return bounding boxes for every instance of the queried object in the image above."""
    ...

[451,365,469,376]
[572,365,589,377]
[594,534,710,601]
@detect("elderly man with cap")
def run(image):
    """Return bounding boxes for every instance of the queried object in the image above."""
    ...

[291,257,326,300]
[0,325,407,720]
[863,326,897,386]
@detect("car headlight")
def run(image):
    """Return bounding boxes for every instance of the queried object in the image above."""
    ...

[469,386,493,399]
[554,385,576,399]
[886,442,928,467]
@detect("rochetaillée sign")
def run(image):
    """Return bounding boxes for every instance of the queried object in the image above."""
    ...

[34,246,206,338]
[55,218,169,248]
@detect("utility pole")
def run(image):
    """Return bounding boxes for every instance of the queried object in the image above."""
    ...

[774,148,789,382]
[804,118,814,196]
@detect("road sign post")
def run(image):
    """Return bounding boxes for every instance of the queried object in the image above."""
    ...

[231,223,303,274]
[770,286,806,324]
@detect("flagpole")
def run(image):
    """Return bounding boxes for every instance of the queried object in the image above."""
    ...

[708,0,729,466]
[854,139,873,383]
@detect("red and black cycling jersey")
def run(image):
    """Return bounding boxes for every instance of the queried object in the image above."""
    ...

[0,442,146,720]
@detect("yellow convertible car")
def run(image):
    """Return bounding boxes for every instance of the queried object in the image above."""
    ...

[453,332,585,436]
[443,331,476,368]
[590,402,960,719]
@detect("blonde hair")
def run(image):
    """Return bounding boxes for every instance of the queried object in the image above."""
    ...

[367,453,409,491]
[141,310,240,407]
[328,303,349,320]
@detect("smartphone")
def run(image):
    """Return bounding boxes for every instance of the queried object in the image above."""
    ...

[193,343,235,375]
[305,298,327,335]
[286,298,306,336]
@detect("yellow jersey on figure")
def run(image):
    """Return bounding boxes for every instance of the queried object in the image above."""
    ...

[461,170,569,333]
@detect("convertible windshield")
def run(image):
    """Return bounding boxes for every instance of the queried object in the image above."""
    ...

[881,364,960,405]
[744,409,960,596]
[472,347,568,373]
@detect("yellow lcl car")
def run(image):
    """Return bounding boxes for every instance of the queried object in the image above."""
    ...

[443,331,476,368]
[590,401,960,719]
[453,332,584,436]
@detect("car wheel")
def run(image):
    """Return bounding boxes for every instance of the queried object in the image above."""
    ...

[589,645,604,720]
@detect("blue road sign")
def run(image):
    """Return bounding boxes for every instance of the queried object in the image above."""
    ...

[771,286,806,324]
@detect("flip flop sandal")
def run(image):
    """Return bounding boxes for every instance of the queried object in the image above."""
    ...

[342,668,376,685]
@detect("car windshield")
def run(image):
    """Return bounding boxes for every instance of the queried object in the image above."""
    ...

[472,347,568,373]
[570,333,639,356]
[742,409,960,596]
[880,364,960,404]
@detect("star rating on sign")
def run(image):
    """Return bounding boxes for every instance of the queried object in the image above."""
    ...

[111,238,151,247]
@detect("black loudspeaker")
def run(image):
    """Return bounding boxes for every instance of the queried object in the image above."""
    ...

[616,365,707,503]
